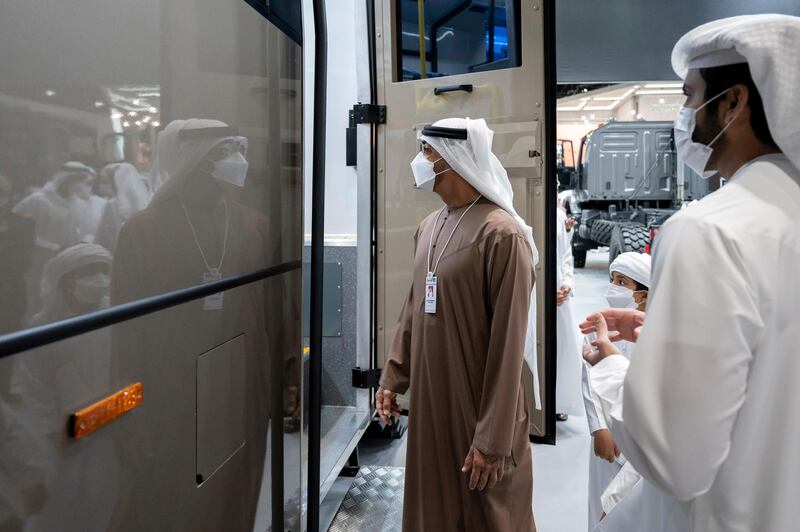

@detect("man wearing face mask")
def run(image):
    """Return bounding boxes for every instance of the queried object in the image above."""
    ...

[110,119,283,531]
[13,162,102,320]
[376,118,537,531]
[580,15,800,532]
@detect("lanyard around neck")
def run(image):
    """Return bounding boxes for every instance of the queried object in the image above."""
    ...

[180,198,229,273]
[426,195,482,277]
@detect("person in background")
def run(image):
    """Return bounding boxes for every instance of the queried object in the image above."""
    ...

[0,173,35,333]
[12,162,102,319]
[555,197,581,422]
[94,162,152,253]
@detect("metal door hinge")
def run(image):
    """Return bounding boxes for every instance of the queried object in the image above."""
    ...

[352,367,382,389]
[352,103,386,124]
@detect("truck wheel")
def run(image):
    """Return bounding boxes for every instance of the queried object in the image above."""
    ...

[609,223,648,264]
[573,248,587,268]
[589,219,615,246]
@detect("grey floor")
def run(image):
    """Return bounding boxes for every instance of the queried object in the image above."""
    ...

[323,250,612,532]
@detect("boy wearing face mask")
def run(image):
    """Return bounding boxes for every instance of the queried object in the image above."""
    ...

[582,252,650,530]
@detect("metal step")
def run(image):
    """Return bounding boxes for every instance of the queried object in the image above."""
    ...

[328,466,405,532]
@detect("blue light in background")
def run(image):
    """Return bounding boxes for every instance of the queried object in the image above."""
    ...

[486,25,509,60]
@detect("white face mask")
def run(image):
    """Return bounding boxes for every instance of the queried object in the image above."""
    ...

[410,152,447,192]
[605,283,638,309]
[674,88,739,179]
[211,152,249,187]
[73,273,110,305]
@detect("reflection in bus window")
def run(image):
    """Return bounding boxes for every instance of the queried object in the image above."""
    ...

[0,0,303,529]
[395,0,521,81]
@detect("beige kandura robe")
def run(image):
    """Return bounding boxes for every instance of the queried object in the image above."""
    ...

[380,198,536,532]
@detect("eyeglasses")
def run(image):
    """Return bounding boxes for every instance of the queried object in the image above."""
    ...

[207,137,248,161]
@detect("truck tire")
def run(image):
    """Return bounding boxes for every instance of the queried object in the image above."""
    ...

[609,223,649,264]
[590,219,615,246]
[573,247,587,268]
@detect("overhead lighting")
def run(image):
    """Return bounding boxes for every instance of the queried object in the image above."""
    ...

[45,90,56,97]
[128,111,137,117]
[636,114,644,120]
[122,121,131,127]
[132,99,141,105]
[135,120,142,126]
[152,121,161,127]
[629,109,637,116]
[149,106,158,113]
[581,115,587,121]
[94,101,105,108]
[590,114,596,120]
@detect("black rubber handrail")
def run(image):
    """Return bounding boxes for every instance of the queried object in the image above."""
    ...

[0,260,301,359]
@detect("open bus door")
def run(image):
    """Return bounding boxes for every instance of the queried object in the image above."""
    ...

[373,0,557,442]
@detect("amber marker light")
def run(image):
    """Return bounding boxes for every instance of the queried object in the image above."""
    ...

[70,382,143,439]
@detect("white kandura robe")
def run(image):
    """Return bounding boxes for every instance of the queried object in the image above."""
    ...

[589,154,800,532]
[588,354,688,532]
[555,208,582,415]
[583,340,633,529]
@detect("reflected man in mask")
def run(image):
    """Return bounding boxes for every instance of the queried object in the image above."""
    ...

[111,119,275,531]
[582,15,800,532]
[376,118,537,531]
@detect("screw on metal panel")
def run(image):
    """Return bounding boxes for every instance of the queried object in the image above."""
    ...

[379,326,383,331]
[536,191,541,196]
[536,102,541,108]
[377,32,382,38]
[534,5,540,10]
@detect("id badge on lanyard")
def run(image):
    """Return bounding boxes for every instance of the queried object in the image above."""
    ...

[424,272,437,315]
[203,268,224,311]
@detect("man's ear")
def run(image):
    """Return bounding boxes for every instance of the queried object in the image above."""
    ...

[726,84,750,124]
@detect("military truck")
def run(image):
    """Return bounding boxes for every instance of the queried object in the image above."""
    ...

[559,120,710,267]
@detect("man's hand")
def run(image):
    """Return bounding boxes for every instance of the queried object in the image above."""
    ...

[375,387,402,426]
[593,429,620,463]
[556,285,572,307]
[580,313,623,365]
[565,217,576,232]
[461,447,505,491]
[580,308,645,343]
